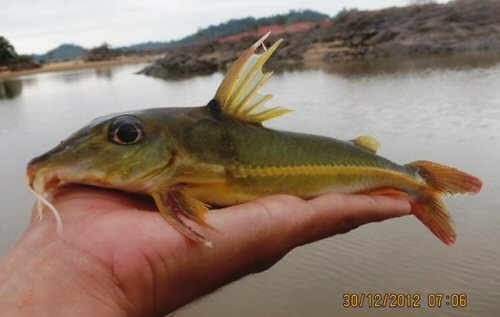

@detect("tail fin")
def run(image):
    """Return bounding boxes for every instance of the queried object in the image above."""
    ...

[407,160,482,195]
[407,161,482,245]
[412,194,456,245]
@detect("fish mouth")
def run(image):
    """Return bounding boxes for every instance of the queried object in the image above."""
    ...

[26,164,66,234]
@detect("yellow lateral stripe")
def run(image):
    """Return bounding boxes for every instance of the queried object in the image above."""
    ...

[230,164,420,184]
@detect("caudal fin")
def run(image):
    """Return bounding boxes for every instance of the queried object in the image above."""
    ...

[412,194,456,245]
[407,160,482,195]
[407,161,482,245]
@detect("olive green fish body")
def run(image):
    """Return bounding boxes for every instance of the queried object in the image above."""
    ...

[27,34,482,247]
[158,104,421,206]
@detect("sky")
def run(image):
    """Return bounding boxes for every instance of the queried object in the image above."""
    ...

[1,0,449,55]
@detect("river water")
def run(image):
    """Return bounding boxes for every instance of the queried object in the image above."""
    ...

[1,56,499,316]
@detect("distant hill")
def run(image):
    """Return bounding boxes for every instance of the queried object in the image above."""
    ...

[119,9,329,51]
[34,44,87,62]
[119,41,174,52]
[31,10,330,58]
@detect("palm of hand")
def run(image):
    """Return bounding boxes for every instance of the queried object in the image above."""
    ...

[16,186,409,317]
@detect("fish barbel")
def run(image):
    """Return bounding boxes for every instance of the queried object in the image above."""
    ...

[26,32,482,247]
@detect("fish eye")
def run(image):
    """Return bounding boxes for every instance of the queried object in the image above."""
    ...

[108,116,145,145]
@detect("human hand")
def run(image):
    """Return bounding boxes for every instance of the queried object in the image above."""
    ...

[0,186,410,317]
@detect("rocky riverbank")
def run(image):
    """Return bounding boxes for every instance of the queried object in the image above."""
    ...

[140,0,500,79]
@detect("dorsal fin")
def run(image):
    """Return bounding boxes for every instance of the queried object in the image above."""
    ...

[352,135,380,153]
[213,32,293,124]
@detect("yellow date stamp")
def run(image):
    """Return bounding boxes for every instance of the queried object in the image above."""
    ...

[343,293,468,308]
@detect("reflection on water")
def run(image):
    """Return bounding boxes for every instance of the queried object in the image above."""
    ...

[0,80,23,100]
[95,67,114,80]
[308,51,500,77]
[52,70,95,84]
[10,67,118,87]
[0,58,498,317]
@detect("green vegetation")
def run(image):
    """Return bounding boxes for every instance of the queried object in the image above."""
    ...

[176,9,329,45]
[0,36,35,66]
[0,36,19,64]
[249,21,260,32]
[88,43,114,56]
[333,8,360,21]
[120,9,329,51]
[85,43,121,61]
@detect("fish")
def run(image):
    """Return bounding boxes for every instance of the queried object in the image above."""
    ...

[26,32,482,247]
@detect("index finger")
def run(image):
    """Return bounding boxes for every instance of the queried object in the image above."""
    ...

[208,192,411,253]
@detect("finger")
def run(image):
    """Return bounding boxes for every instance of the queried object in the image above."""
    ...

[207,192,410,254]
[296,192,411,245]
[171,192,410,276]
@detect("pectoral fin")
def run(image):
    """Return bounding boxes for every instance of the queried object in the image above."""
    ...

[168,189,217,229]
[152,189,214,247]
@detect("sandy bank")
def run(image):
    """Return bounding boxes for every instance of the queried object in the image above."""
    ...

[0,54,163,79]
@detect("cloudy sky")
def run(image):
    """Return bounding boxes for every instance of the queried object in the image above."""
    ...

[2,0,448,55]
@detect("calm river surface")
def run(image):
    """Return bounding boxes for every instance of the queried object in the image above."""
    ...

[1,57,499,316]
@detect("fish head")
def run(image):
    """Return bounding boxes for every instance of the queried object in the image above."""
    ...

[27,112,177,197]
